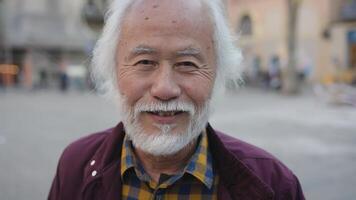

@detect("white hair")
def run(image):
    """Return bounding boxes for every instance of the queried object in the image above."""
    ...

[91,0,243,101]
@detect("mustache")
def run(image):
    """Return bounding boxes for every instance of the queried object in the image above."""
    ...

[133,100,196,116]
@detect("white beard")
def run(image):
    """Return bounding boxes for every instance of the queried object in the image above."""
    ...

[119,97,210,156]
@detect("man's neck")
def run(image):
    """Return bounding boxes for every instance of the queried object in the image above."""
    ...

[133,139,198,183]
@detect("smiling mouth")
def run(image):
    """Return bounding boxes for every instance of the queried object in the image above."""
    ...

[147,111,185,117]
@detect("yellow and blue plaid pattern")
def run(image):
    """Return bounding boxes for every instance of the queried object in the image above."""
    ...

[120,132,218,200]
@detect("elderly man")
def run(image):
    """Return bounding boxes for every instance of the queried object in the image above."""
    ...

[49,0,304,199]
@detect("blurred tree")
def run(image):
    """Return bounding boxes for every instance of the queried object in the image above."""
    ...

[283,0,302,94]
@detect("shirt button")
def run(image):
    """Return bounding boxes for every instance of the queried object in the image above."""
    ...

[90,160,96,166]
[91,170,97,177]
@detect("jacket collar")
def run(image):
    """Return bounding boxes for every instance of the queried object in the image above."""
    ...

[81,122,274,200]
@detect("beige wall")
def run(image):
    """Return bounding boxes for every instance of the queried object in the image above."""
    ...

[227,0,356,83]
[228,0,287,71]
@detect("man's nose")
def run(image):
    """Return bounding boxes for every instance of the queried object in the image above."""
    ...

[150,65,181,101]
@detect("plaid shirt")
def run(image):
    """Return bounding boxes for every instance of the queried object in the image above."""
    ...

[120,132,218,200]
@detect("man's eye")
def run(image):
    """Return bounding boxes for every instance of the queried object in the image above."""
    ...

[134,60,157,71]
[135,60,155,66]
[175,61,199,71]
[180,61,197,67]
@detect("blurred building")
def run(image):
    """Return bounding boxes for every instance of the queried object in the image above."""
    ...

[0,0,96,89]
[228,0,356,86]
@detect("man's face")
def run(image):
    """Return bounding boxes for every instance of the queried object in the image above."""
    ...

[116,0,216,154]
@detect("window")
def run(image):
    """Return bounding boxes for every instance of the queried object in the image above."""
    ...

[239,15,253,36]
[340,0,356,21]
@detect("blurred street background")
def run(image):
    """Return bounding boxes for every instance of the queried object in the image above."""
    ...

[1,0,356,199]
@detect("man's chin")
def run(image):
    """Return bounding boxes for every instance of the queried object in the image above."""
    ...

[131,134,193,156]
[125,123,200,156]
[151,123,182,135]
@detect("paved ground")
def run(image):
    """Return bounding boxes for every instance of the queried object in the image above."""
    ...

[0,88,355,200]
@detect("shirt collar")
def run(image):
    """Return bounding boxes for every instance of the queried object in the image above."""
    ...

[120,130,214,189]
[184,131,214,188]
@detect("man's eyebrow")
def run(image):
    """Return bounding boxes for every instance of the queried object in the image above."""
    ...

[176,47,204,61]
[128,45,157,59]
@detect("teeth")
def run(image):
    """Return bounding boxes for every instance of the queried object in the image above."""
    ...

[156,111,176,116]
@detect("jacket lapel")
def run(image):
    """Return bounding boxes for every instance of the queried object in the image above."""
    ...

[207,124,274,200]
[81,123,126,200]
[218,182,233,200]
[100,160,122,199]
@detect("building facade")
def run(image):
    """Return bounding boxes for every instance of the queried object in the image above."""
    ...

[227,0,356,85]
[0,0,97,89]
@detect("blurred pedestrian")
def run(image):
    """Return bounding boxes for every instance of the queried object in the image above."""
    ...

[59,72,68,92]
[39,69,48,89]
[0,76,4,93]
[268,56,281,90]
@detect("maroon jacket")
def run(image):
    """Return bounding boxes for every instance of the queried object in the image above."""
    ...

[48,123,305,200]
